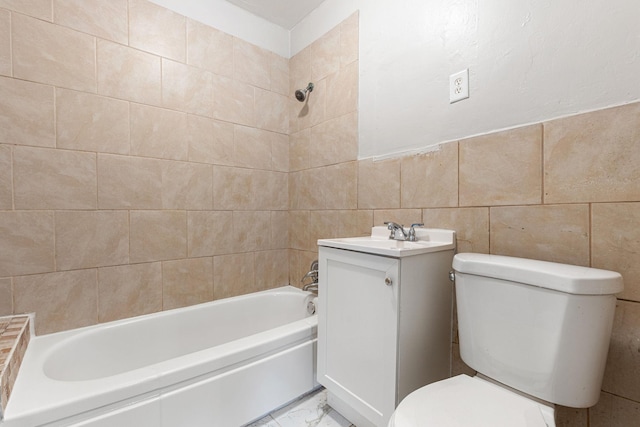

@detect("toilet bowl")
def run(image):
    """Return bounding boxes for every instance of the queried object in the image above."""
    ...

[389,253,623,427]
[389,375,554,427]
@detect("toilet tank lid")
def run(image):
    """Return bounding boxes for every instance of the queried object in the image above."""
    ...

[452,253,623,295]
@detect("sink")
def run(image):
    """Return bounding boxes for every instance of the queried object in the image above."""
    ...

[318,226,456,257]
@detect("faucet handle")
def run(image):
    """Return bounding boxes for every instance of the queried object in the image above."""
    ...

[384,221,403,239]
[408,223,424,241]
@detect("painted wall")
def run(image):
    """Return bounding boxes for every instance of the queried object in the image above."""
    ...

[292,0,640,158]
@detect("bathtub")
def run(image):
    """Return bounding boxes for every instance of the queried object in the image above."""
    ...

[2,286,318,427]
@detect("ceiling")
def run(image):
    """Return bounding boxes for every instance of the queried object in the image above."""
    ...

[224,0,328,29]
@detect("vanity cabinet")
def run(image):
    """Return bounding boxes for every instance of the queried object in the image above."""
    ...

[317,229,455,427]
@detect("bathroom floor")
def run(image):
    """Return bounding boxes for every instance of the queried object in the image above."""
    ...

[246,388,355,427]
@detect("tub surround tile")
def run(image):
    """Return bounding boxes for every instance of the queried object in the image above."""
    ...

[310,112,358,168]
[14,270,97,335]
[187,115,235,166]
[0,145,11,210]
[270,53,289,97]
[213,253,256,300]
[490,204,590,266]
[0,0,52,21]
[0,211,55,277]
[289,129,311,172]
[233,126,275,170]
[13,146,97,210]
[270,211,290,250]
[130,103,188,161]
[289,249,318,287]
[289,48,311,99]
[97,154,163,209]
[233,37,271,91]
[234,211,273,253]
[422,207,490,254]
[291,78,326,133]
[212,75,255,127]
[56,89,130,155]
[340,12,359,67]
[311,26,341,82]
[97,39,162,106]
[128,0,186,62]
[0,10,10,77]
[130,210,187,264]
[401,143,459,208]
[12,14,96,92]
[98,263,162,323]
[591,203,640,302]
[601,300,640,402]
[357,158,401,209]
[187,19,233,77]
[55,211,129,271]
[0,76,55,148]
[255,250,289,291]
[544,103,640,203]
[589,392,640,427]
[161,161,213,210]
[53,0,128,44]
[459,125,542,207]
[325,61,358,121]
[187,211,234,258]
[162,258,214,310]
[271,132,290,173]
[289,211,310,252]
[214,167,288,211]
[255,88,289,134]
[162,59,214,118]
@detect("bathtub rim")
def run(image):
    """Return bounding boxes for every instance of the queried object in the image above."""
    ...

[3,286,317,427]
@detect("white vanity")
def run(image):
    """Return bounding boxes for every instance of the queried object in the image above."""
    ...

[317,226,456,427]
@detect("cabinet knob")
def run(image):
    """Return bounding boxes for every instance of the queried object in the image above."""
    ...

[385,277,393,286]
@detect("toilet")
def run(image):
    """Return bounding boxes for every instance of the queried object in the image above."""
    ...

[389,253,623,427]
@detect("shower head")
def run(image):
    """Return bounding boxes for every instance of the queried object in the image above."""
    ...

[295,82,314,102]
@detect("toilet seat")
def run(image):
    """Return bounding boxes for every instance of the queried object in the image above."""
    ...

[389,375,555,427]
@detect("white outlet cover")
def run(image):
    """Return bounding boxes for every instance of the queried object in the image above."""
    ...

[449,69,469,103]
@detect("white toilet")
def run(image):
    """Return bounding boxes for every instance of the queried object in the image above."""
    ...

[389,253,623,427]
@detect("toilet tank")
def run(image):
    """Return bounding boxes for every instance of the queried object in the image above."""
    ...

[452,253,623,408]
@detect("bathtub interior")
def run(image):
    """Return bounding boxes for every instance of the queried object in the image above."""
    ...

[1,286,318,427]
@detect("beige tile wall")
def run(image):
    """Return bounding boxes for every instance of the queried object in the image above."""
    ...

[0,0,290,335]
[289,14,639,425]
[0,1,637,424]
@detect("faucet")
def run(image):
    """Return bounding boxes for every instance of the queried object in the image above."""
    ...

[384,222,424,242]
[301,260,319,293]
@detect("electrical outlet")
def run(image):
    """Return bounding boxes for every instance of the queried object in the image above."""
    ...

[449,69,469,103]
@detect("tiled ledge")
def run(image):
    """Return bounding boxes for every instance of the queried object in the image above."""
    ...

[0,315,31,419]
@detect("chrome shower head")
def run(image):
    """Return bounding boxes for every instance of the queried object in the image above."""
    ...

[295,82,314,102]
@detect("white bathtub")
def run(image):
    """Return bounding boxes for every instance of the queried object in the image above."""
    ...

[2,286,318,427]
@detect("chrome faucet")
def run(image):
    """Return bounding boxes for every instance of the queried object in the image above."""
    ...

[301,260,319,293]
[384,222,424,242]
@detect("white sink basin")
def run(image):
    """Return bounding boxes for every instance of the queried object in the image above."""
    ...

[318,227,456,257]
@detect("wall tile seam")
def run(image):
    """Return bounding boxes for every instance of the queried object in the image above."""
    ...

[596,390,640,405]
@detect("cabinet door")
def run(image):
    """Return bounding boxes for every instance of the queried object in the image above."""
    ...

[318,247,399,427]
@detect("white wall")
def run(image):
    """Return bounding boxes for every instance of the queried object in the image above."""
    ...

[149,0,290,57]
[293,0,640,159]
